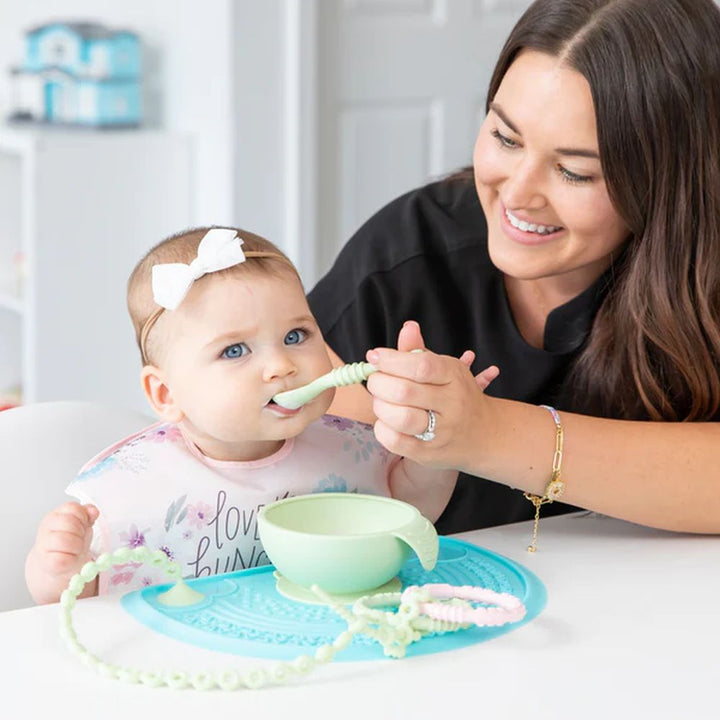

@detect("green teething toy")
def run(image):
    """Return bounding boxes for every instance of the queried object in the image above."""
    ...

[59,546,487,691]
[273,349,432,409]
[272,362,377,409]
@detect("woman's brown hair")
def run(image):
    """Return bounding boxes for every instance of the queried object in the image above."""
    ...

[485,0,720,421]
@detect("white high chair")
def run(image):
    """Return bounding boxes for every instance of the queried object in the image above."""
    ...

[0,401,153,612]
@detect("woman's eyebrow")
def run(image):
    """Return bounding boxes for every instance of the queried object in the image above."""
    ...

[555,146,600,159]
[490,101,600,159]
[489,102,520,134]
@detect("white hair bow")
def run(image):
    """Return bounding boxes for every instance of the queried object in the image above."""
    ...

[151,228,246,310]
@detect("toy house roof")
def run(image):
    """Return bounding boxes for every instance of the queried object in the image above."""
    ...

[26,21,138,40]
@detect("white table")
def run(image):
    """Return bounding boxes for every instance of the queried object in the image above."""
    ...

[1,513,718,720]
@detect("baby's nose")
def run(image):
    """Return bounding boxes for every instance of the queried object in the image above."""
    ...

[263,350,297,381]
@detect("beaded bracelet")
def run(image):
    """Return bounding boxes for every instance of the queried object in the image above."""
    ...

[59,546,526,689]
[523,404,565,553]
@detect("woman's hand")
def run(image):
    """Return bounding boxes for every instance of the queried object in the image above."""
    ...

[366,320,498,470]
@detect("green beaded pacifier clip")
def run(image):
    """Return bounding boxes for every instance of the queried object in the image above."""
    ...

[60,546,525,691]
[272,362,377,409]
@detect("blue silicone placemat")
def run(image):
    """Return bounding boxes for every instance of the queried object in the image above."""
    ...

[121,537,546,661]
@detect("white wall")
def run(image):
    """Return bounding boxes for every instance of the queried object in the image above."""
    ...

[231,1,318,285]
[0,0,235,226]
[231,1,288,262]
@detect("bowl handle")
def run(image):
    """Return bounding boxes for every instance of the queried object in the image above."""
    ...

[392,515,438,571]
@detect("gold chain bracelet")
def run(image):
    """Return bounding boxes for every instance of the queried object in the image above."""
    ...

[523,405,564,553]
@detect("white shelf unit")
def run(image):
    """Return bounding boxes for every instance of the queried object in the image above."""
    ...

[0,127,193,413]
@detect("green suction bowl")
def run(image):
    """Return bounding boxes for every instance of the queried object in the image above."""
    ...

[257,493,439,594]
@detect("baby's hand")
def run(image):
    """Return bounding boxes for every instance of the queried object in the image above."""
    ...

[26,502,99,604]
[34,501,98,575]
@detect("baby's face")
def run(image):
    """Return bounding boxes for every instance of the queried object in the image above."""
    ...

[158,271,333,460]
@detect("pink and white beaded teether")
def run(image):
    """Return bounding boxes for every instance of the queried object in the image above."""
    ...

[401,584,526,626]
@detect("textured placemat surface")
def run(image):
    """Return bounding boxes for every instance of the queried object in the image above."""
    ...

[121,537,546,661]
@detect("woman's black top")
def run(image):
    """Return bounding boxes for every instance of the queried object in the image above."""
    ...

[308,178,608,534]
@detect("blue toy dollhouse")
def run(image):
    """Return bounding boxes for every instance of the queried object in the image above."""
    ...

[9,21,142,127]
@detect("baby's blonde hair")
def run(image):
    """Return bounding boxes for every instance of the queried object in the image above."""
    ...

[127,226,300,365]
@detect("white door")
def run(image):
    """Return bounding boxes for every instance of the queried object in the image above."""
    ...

[315,0,531,278]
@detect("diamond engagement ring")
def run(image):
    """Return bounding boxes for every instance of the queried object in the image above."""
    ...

[414,409,436,442]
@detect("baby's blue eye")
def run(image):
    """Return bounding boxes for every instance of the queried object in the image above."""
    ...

[284,328,307,345]
[222,343,249,359]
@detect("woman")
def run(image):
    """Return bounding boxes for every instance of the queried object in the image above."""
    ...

[307,0,720,541]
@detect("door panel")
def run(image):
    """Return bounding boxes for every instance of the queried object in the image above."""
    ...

[316,0,531,275]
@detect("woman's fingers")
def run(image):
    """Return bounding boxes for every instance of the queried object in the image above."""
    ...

[367,346,449,387]
[459,351,499,390]
[371,396,437,438]
[365,356,454,412]
[368,354,476,457]
[475,364,500,390]
[396,320,426,353]
[365,322,496,466]
[459,350,475,367]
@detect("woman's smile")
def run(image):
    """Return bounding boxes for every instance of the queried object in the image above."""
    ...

[501,202,565,245]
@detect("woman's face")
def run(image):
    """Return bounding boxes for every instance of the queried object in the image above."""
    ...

[473,50,630,295]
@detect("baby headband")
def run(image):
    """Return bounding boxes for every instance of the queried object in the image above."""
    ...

[153,227,246,311]
[138,228,286,364]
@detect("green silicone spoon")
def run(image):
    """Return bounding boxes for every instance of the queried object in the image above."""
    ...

[272,362,377,409]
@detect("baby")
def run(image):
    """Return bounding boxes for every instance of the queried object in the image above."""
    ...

[25,227,462,604]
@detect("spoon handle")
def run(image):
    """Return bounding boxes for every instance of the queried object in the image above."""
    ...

[272,362,377,409]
